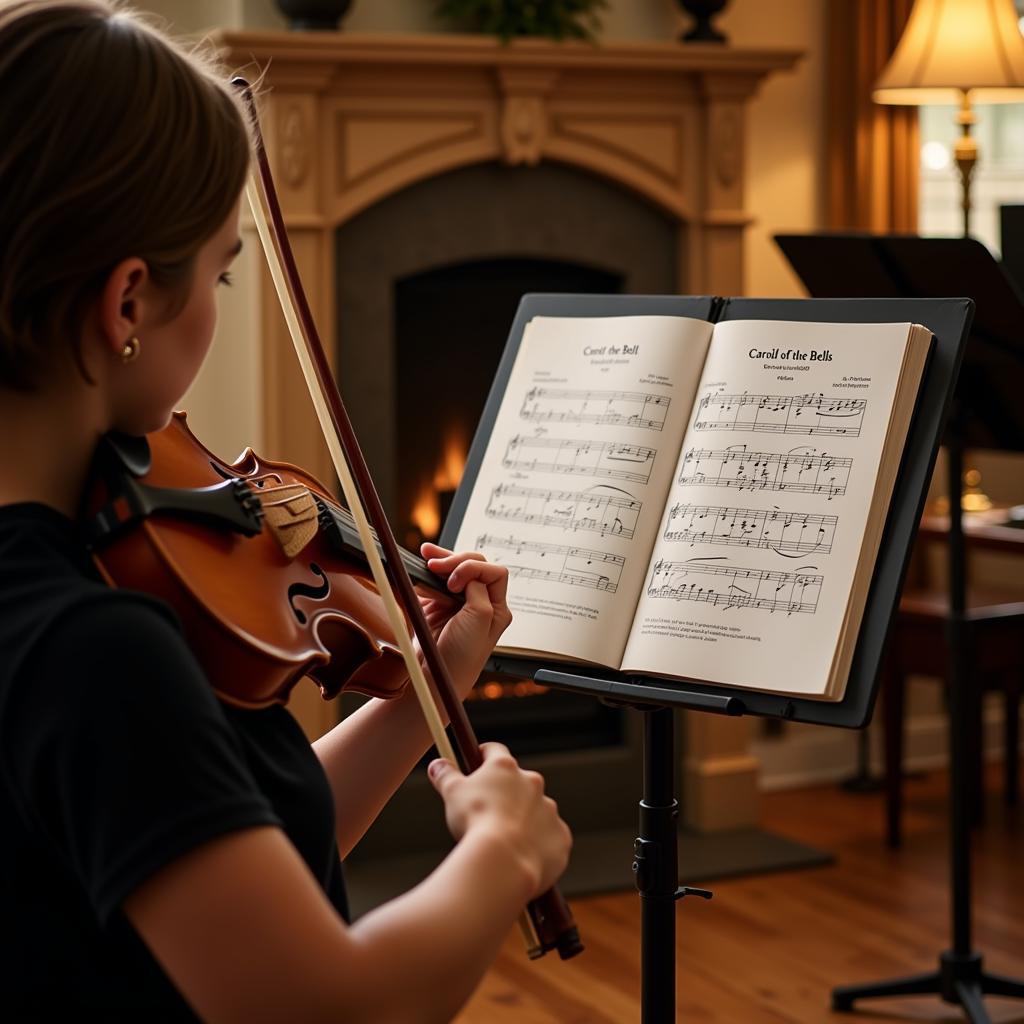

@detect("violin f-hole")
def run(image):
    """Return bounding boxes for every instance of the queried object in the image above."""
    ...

[288,562,330,624]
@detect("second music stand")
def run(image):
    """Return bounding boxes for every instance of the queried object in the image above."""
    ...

[777,234,1024,1023]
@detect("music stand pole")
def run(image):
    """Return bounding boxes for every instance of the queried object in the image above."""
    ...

[632,705,712,1022]
[534,677,737,1021]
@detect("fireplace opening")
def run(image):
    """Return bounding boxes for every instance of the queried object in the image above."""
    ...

[392,256,625,761]
[395,256,623,549]
[334,161,675,857]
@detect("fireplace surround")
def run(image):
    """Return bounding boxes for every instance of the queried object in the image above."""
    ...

[215,29,800,831]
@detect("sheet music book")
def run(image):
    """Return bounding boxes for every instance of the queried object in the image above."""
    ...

[448,311,933,702]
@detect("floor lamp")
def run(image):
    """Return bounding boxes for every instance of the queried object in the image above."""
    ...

[873,0,1024,237]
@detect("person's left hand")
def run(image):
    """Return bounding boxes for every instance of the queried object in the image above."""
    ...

[417,543,512,700]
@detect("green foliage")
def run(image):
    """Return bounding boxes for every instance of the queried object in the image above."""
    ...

[435,0,609,43]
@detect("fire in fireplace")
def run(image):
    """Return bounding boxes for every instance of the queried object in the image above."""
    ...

[393,255,622,548]
[408,423,467,547]
[333,161,676,858]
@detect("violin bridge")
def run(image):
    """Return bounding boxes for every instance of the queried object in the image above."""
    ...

[260,483,320,558]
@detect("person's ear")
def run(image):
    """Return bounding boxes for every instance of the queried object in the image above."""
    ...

[97,258,150,360]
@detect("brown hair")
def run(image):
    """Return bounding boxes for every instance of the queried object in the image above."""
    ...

[0,0,252,390]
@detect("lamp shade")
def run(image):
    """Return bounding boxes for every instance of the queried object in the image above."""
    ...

[874,0,1024,104]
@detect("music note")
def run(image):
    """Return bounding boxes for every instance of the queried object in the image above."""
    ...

[518,387,672,432]
[692,391,867,437]
[475,533,626,594]
[647,558,823,615]
[678,447,852,498]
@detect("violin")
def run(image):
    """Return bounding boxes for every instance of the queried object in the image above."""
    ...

[85,410,461,708]
[81,77,583,961]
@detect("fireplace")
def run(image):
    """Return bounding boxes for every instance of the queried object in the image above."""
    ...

[215,28,797,833]
[332,161,669,829]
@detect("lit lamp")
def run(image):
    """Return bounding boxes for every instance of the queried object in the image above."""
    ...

[874,0,1024,237]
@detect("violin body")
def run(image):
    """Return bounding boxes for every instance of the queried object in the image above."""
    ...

[87,411,457,709]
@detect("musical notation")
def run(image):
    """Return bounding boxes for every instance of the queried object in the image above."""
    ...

[521,387,671,432]
[647,558,822,614]
[694,392,866,437]
[476,533,625,594]
[664,502,837,556]
[485,483,642,540]
[503,435,656,485]
[678,446,851,500]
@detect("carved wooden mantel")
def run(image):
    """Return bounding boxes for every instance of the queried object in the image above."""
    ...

[216,31,799,481]
[216,32,800,830]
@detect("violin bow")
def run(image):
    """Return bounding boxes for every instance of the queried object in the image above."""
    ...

[233,79,582,961]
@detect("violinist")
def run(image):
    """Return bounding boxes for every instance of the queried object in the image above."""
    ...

[0,2,572,1020]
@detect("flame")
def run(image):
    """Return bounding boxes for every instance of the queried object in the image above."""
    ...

[410,487,440,541]
[434,425,467,491]
[410,425,468,541]
[466,679,551,701]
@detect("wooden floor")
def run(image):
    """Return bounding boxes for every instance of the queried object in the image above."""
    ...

[457,764,1024,1023]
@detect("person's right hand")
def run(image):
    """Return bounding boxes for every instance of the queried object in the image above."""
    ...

[427,742,572,898]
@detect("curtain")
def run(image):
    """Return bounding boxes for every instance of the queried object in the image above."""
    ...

[827,0,919,232]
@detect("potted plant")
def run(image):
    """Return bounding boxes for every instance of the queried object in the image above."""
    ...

[435,0,608,43]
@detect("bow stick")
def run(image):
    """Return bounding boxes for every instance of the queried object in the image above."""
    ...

[233,79,583,961]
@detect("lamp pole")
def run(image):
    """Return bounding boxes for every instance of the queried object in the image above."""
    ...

[953,91,978,238]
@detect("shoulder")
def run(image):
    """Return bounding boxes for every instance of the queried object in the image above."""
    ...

[0,586,222,787]
[0,503,189,687]
[41,588,185,657]
[20,588,195,688]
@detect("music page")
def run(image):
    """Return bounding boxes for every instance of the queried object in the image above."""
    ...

[453,314,714,667]
[621,319,917,697]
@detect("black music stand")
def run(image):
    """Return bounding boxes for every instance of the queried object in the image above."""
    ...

[999,204,1024,298]
[444,292,972,1022]
[778,234,1024,1023]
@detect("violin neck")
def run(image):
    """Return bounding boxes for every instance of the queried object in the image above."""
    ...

[317,501,456,601]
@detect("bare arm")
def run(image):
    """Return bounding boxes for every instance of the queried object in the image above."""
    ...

[125,746,570,1024]
[314,680,448,858]
[313,548,510,857]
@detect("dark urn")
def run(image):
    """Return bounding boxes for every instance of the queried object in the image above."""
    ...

[275,0,353,31]
[677,0,729,44]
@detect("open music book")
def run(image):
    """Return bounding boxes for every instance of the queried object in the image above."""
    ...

[451,314,933,701]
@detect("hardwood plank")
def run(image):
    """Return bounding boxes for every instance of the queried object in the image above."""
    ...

[456,764,1024,1023]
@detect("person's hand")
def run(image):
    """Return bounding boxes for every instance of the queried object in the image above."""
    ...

[417,543,512,700]
[427,743,572,898]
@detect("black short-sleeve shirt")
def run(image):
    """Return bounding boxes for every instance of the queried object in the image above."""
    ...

[0,503,348,1020]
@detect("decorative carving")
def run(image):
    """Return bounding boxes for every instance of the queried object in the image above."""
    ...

[496,68,557,167]
[713,106,741,189]
[501,95,547,166]
[280,104,309,188]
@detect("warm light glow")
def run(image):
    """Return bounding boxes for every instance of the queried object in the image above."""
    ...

[409,424,469,541]
[466,679,551,701]
[434,426,467,492]
[410,486,440,541]
[874,0,1024,105]
[921,140,951,171]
